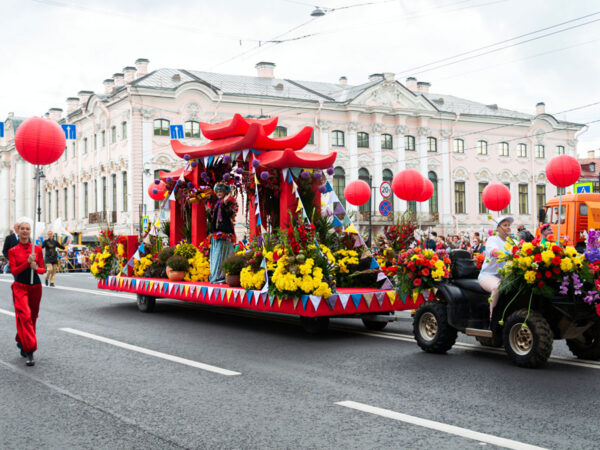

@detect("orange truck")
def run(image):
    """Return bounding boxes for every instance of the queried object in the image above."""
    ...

[541,193,600,252]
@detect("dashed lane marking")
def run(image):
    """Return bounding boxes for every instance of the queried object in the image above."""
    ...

[60,327,241,376]
[336,400,548,450]
[0,307,15,317]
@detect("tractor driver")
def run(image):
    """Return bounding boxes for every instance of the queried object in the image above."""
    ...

[478,215,513,317]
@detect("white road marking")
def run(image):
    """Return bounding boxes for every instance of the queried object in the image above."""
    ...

[336,401,547,450]
[0,278,135,299]
[60,327,241,376]
[0,307,15,317]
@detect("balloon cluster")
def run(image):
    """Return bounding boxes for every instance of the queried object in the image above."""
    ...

[392,169,433,202]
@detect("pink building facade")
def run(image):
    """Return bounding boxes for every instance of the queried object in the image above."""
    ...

[0,59,584,243]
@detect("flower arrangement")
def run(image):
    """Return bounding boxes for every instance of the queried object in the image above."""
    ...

[89,246,114,280]
[377,213,418,252]
[473,252,485,270]
[185,250,210,282]
[166,255,189,272]
[134,254,154,277]
[221,254,247,276]
[394,247,450,297]
[89,226,127,279]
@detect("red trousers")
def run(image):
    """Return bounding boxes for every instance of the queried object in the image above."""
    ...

[11,282,42,353]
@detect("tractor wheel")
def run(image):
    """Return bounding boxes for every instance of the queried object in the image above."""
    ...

[413,301,457,354]
[362,319,388,331]
[567,323,600,360]
[300,316,329,334]
[503,309,553,368]
[137,294,156,313]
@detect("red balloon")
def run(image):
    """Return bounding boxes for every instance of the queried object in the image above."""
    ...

[148,180,168,201]
[14,117,66,165]
[482,183,511,212]
[392,169,425,201]
[416,178,434,202]
[344,180,371,206]
[546,155,581,188]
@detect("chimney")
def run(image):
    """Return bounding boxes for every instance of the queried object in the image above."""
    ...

[406,77,417,91]
[255,62,275,78]
[113,73,125,87]
[536,102,546,115]
[339,76,348,86]
[588,150,595,159]
[66,97,80,114]
[103,78,115,95]
[135,58,149,78]
[123,66,137,83]
[368,73,383,82]
[78,90,93,108]
[417,81,431,93]
[383,72,395,82]
[48,108,63,122]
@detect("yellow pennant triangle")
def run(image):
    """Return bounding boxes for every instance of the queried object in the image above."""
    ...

[344,224,358,234]
[388,291,397,306]
[184,285,190,296]
[149,281,154,290]
[296,200,303,212]
[277,298,282,307]
[226,289,232,302]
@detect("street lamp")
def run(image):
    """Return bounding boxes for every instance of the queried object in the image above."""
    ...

[33,168,45,223]
[310,7,326,16]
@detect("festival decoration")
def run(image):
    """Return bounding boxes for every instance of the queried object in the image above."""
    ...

[416,178,434,202]
[546,155,581,188]
[148,180,168,201]
[393,247,450,299]
[482,183,511,212]
[392,169,425,201]
[14,117,66,165]
[344,180,370,206]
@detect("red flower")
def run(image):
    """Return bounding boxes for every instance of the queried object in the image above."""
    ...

[421,268,430,276]
[408,272,414,279]
[534,254,542,262]
[552,245,561,254]
[537,281,545,288]
[552,267,561,274]
[545,271,552,278]
[413,278,422,287]
[536,272,542,279]
[552,256,561,265]
[526,248,533,255]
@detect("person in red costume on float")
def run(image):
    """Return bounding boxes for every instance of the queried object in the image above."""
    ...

[8,219,45,366]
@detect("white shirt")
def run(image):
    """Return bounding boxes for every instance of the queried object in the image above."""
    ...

[478,235,507,281]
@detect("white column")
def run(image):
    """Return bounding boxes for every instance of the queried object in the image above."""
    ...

[371,123,383,212]
[14,158,25,220]
[78,180,84,220]
[394,125,407,213]
[96,175,103,212]
[319,122,329,155]
[346,122,359,216]
[88,180,94,216]
[0,163,10,235]
[417,127,429,214]
[116,170,124,221]
[142,120,153,214]
[440,131,452,225]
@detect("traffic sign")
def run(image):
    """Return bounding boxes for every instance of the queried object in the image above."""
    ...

[575,182,592,193]
[61,124,76,140]
[0,122,4,138]
[379,200,392,216]
[170,125,184,139]
[380,181,392,198]
[142,216,149,232]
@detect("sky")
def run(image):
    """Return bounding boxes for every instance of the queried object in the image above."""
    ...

[2,0,600,153]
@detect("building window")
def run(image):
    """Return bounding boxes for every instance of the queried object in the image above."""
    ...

[357,132,369,148]
[428,171,438,214]
[454,181,465,214]
[557,187,566,195]
[111,174,117,212]
[518,143,527,158]
[333,166,346,207]
[427,137,437,152]
[94,134,97,150]
[63,188,68,220]
[111,126,117,144]
[121,121,127,140]
[122,172,128,212]
[383,169,394,215]
[477,140,488,155]
[71,142,76,158]
[478,182,488,214]
[499,142,509,157]
[72,185,76,219]
[55,190,59,219]
[331,130,345,147]
[408,200,417,216]
[94,180,97,211]
[519,184,529,215]
[405,135,415,151]
[101,130,106,147]
[382,134,393,150]
[102,177,107,212]
[83,137,88,154]
[556,145,565,155]
[83,182,88,218]
[536,185,546,218]
[453,138,464,153]
[153,119,170,136]
[502,183,511,214]
[185,121,200,138]
[273,126,287,137]
[535,144,545,158]
[358,168,371,215]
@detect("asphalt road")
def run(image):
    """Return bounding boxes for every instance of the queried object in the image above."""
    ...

[1,272,599,449]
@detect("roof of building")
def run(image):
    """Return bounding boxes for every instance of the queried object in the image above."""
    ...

[129,68,575,123]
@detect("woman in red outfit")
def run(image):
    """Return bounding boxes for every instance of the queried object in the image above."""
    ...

[8,221,45,366]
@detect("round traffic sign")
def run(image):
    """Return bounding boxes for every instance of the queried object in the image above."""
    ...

[379,200,392,216]
[380,181,392,198]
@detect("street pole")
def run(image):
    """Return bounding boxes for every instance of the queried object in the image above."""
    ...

[368,175,373,248]
[36,168,44,223]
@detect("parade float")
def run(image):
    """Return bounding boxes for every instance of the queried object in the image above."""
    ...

[95,114,432,333]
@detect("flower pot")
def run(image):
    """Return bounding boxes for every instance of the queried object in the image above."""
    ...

[225,274,241,287]
[166,267,186,281]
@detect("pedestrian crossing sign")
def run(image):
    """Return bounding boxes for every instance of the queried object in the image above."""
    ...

[574,182,592,194]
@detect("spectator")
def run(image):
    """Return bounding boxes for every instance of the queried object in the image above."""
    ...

[516,222,534,243]
[436,235,447,250]
[426,231,437,250]
[41,231,65,287]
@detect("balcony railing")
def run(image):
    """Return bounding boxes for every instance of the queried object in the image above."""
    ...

[88,211,117,224]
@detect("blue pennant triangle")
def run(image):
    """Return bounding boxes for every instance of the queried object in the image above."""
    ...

[351,294,362,309]
[301,295,309,310]
[131,279,136,288]
[139,243,145,253]
[325,181,333,193]
[342,215,351,227]
[246,291,253,304]
[256,214,262,226]
[202,286,207,298]
[369,258,380,270]
[332,216,343,227]
[287,170,293,183]
[250,148,261,155]
[163,282,168,293]
[208,156,214,167]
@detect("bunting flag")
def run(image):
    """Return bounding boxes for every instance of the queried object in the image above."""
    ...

[292,298,299,309]
[282,168,289,182]
[184,285,190,296]
[208,155,214,167]
[351,294,362,309]
[325,294,338,309]
[253,291,261,305]
[388,291,397,306]
[421,289,431,301]
[344,224,358,234]
[327,191,339,205]
[250,148,261,155]
[381,278,394,290]
[276,297,282,308]
[375,292,385,306]
[301,295,309,310]
[377,272,386,282]
[207,286,214,300]
[325,181,334,193]
[309,295,321,311]
[334,203,346,216]
[133,250,141,261]
[242,149,249,161]
[369,258,380,270]
[201,286,207,299]
[246,291,253,305]
[339,294,350,309]
[291,167,302,178]
[363,293,374,308]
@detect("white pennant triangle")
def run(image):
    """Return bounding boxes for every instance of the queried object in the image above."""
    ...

[339,294,350,309]
[309,295,321,311]
[207,286,214,299]
[243,149,249,161]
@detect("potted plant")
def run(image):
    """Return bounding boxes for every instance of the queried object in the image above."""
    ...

[166,255,189,281]
[221,254,246,287]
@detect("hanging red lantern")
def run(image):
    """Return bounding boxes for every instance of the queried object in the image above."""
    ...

[416,178,434,202]
[482,183,511,212]
[14,117,66,165]
[546,155,581,188]
[148,180,168,201]
[344,180,371,206]
[392,169,425,201]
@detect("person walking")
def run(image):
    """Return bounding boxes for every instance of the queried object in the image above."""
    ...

[8,220,45,366]
[41,230,64,287]
[2,222,20,271]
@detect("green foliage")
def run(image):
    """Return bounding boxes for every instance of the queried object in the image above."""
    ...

[158,247,175,265]
[221,254,247,275]
[174,242,197,259]
[166,255,189,272]
[160,220,170,237]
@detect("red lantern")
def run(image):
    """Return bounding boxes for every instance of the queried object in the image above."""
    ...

[392,169,425,201]
[546,155,581,188]
[344,180,370,206]
[482,183,511,212]
[148,180,168,201]
[416,178,434,202]
[14,117,66,165]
